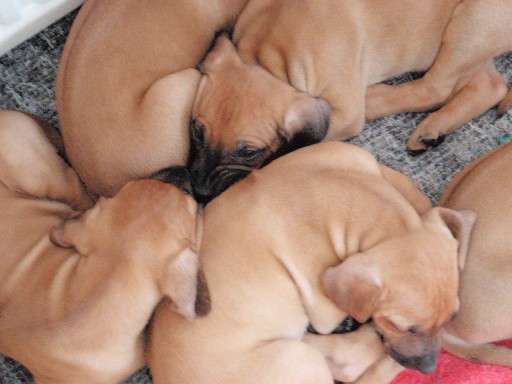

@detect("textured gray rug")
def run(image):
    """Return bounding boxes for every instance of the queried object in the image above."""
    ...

[0,8,511,384]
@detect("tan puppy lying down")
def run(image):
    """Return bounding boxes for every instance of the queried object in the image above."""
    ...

[187,0,512,201]
[344,143,512,383]
[56,0,250,197]
[439,141,512,367]
[58,0,512,203]
[0,110,209,384]
[148,141,475,383]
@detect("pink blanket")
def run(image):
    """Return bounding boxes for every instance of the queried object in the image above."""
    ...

[392,340,512,384]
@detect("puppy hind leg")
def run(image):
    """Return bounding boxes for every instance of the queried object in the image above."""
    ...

[0,110,94,210]
[406,62,507,154]
[243,339,333,384]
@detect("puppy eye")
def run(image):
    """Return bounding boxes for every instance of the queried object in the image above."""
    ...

[236,143,266,162]
[383,318,411,334]
[383,318,402,332]
[190,119,207,146]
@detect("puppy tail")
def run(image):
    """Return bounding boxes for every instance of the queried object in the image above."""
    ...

[442,332,512,367]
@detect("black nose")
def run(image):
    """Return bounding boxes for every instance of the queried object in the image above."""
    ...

[192,184,215,205]
[390,349,439,374]
[191,168,251,204]
[415,353,438,374]
[189,165,215,204]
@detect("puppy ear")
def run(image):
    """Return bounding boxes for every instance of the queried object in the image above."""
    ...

[281,96,331,151]
[199,34,241,73]
[50,215,90,254]
[322,255,382,323]
[423,207,477,270]
[163,248,211,320]
[50,198,106,253]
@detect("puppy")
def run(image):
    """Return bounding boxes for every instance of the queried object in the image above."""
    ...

[189,0,512,202]
[59,0,512,203]
[0,111,209,384]
[349,142,512,384]
[56,0,250,197]
[148,141,475,383]
[438,141,512,367]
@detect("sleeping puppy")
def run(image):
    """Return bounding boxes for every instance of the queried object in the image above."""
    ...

[346,142,512,383]
[189,0,512,202]
[0,110,209,384]
[148,141,475,383]
[59,0,512,204]
[56,0,250,197]
[438,141,512,367]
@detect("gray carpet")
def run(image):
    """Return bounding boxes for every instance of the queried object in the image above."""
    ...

[0,8,511,384]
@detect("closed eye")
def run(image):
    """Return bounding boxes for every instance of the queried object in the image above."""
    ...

[380,318,402,332]
[382,318,418,334]
[234,142,268,164]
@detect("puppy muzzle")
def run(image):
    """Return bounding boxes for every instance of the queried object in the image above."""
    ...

[389,348,440,374]
[377,329,441,374]
[191,159,252,204]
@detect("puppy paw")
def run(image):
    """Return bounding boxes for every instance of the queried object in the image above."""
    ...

[406,135,446,156]
[407,123,446,155]
[406,137,429,156]
[406,146,428,156]
[418,134,446,148]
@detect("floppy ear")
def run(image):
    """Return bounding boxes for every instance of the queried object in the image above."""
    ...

[322,254,382,323]
[199,34,242,73]
[281,96,331,151]
[423,207,477,270]
[50,198,106,253]
[163,248,211,320]
[50,216,90,254]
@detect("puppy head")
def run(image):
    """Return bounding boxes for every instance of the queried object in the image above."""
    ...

[189,35,331,203]
[323,207,476,374]
[50,179,211,320]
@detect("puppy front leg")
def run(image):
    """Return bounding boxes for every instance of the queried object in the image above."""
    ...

[322,72,366,140]
[365,76,449,122]
[406,61,507,154]
[303,324,385,383]
[367,0,512,153]
[351,354,404,384]
[238,339,333,384]
[326,96,366,140]
[0,110,94,210]
[129,68,201,182]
